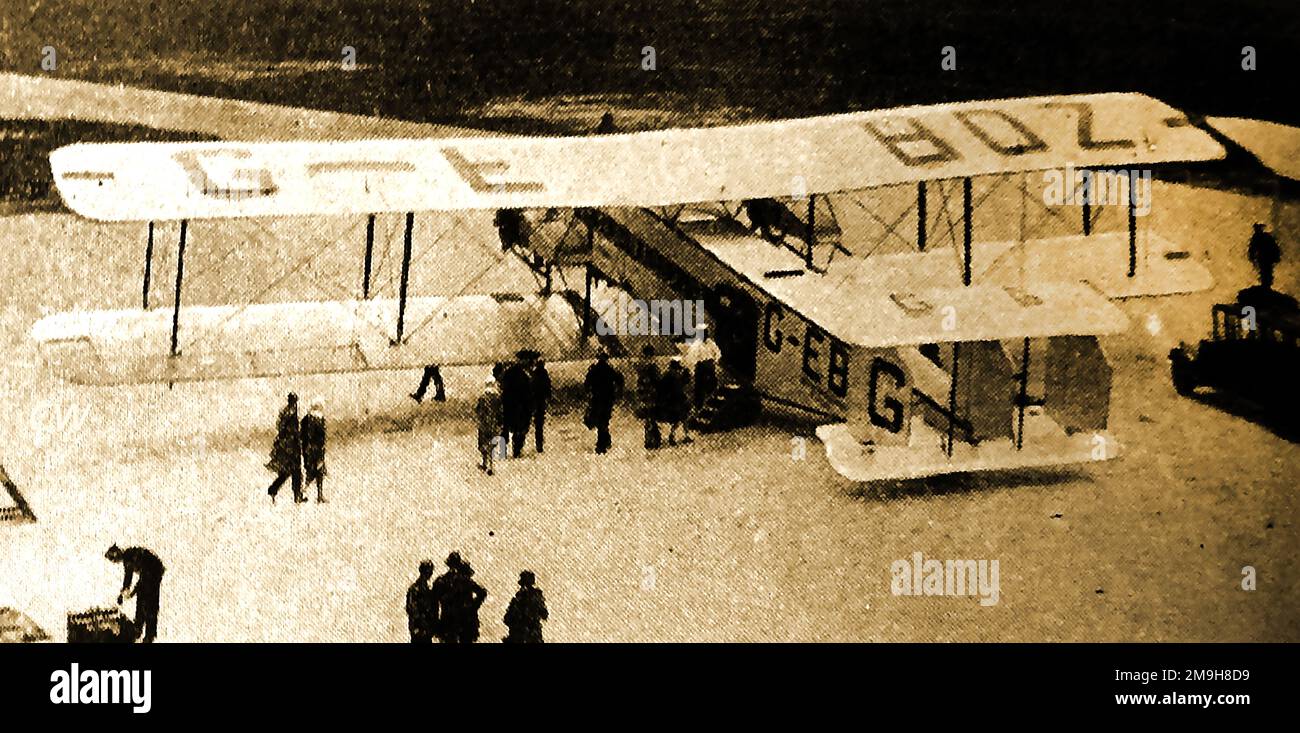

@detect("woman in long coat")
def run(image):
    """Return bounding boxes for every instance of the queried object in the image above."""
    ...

[300,400,328,503]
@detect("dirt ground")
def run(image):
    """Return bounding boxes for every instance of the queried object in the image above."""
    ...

[1,162,1297,642]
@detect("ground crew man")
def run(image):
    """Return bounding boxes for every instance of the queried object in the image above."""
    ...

[661,356,693,446]
[595,111,617,134]
[744,198,781,241]
[494,209,527,251]
[1248,223,1282,289]
[503,570,549,643]
[409,365,446,402]
[105,544,165,643]
[406,560,437,643]
[684,327,722,410]
[500,352,533,458]
[300,399,327,503]
[634,344,662,449]
[430,552,488,644]
[584,350,624,454]
[265,392,305,504]
[530,356,552,453]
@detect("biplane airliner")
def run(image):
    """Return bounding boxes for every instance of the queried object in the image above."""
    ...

[32,90,1231,481]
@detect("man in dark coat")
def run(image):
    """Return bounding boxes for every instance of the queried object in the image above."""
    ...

[266,392,305,503]
[105,544,165,643]
[499,353,534,458]
[405,560,437,643]
[530,356,552,453]
[494,209,527,251]
[634,344,662,449]
[584,350,625,454]
[300,399,327,503]
[1248,223,1282,289]
[430,552,488,644]
[503,570,549,643]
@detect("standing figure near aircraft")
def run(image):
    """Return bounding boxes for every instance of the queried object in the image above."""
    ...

[406,560,437,643]
[530,356,552,453]
[1248,223,1282,290]
[300,399,327,504]
[494,208,527,252]
[743,198,781,241]
[475,377,503,476]
[500,352,533,458]
[430,552,488,644]
[265,392,306,504]
[584,350,624,454]
[595,111,617,134]
[409,364,446,403]
[503,570,549,643]
[683,326,722,410]
[634,345,662,449]
[105,544,165,643]
[661,357,693,446]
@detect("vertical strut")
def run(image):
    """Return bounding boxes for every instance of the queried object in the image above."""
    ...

[170,219,188,357]
[142,221,155,309]
[917,181,927,252]
[946,342,961,457]
[962,177,972,286]
[1127,170,1137,278]
[582,262,593,340]
[1015,337,1030,450]
[362,213,375,299]
[395,212,414,343]
[804,195,816,268]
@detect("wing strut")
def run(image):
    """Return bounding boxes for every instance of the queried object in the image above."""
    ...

[1126,170,1138,277]
[362,213,376,299]
[962,177,973,286]
[1082,182,1092,236]
[945,342,961,457]
[1015,337,1030,450]
[917,182,927,251]
[803,195,816,269]
[142,221,155,309]
[394,212,414,344]
[169,219,187,357]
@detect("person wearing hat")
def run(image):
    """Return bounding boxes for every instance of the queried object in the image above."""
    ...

[500,351,534,458]
[265,392,306,504]
[503,570,549,643]
[660,356,693,445]
[430,551,488,644]
[105,544,165,643]
[529,355,552,453]
[475,376,503,475]
[583,349,625,454]
[300,399,328,503]
[633,344,663,449]
[405,560,437,643]
[1248,222,1282,290]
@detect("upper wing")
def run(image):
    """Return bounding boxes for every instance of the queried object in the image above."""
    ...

[50,92,1224,222]
[1205,116,1300,182]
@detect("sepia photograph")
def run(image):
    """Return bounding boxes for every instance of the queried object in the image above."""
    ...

[0,0,1295,715]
